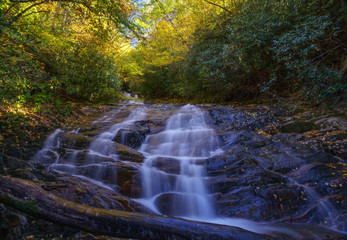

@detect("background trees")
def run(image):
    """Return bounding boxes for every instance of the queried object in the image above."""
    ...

[120,0,346,103]
[1,0,346,106]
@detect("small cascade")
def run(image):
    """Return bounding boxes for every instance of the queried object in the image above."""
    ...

[33,129,63,164]
[89,107,147,158]
[33,106,147,191]
[139,104,222,218]
[122,92,143,104]
[58,106,146,189]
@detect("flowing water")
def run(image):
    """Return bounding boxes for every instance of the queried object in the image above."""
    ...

[138,104,222,217]
[89,106,147,159]
[32,103,347,239]
[33,106,147,191]
[34,129,63,164]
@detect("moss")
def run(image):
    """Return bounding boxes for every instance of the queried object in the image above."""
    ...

[0,196,39,215]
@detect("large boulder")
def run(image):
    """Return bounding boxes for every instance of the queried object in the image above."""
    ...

[113,128,145,149]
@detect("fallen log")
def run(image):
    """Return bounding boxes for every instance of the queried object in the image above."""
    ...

[0,176,267,240]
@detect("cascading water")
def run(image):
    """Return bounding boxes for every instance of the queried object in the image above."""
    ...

[89,106,147,159]
[138,104,222,218]
[33,106,147,190]
[33,129,63,164]
[31,103,346,238]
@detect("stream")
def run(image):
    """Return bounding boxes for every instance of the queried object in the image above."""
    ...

[33,102,346,239]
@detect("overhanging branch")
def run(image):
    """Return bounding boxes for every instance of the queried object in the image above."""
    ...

[202,0,233,14]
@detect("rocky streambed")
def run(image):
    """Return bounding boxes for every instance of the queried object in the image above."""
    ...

[0,101,346,239]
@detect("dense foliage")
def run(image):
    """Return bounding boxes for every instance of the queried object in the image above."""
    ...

[0,0,346,108]
[121,0,347,103]
[0,0,136,111]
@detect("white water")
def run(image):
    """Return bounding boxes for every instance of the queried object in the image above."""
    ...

[138,104,222,218]
[33,129,63,164]
[136,104,346,237]
[89,106,147,159]
[32,104,346,238]
[58,106,146,188]
[123,92,143,104]
[34,106,147,190]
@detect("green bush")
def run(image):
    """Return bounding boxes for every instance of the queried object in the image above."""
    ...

[38,40,122,103]
[0,18,48,107]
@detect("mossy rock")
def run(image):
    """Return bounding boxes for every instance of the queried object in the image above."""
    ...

[115,143,144,163]
[61,133,93,150]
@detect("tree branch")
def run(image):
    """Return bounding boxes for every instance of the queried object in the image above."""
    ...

[21,10,51,18]
[12,0,49,22]
[10,0,40,2]
[4,3,20,16]
[202,0,233,14]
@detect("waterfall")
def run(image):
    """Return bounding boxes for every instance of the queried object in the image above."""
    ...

[31,103,346,238]
[139,104,222,218]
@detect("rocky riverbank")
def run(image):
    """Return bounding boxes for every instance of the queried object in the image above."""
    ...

[0,100,346,239]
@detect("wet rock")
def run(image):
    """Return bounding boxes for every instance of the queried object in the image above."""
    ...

[112,119,162,149]
[4,156,38,181]
[81,127,105,137]
[119,173,143,198]
[206,122,346,228]
[151,157,181,174]
[219,131,272,152]
[59,149,116,165]
[154,193,191,216]
[207,105,281,132]
[253,152,305,173]
[154,193,174,215]
[280,121,317,133]
[113,128,145,149]
[115,143,144,163]
[5,213,27,240]
[32,148,59,165]
[245,134,272,149]
[215,182,309,221]
[57,143,144,166]
[50,175,149,213]
[14,102,346,236]
[314,116,347,131]
[116,161,141,190]
[0,204,9,239]
[61,133,93,150]
[205,155,230,174]
[218,131,239,149]
[144,119,166,134]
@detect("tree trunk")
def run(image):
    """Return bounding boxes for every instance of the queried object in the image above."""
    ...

[0,176,268,240]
